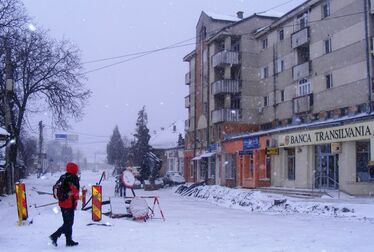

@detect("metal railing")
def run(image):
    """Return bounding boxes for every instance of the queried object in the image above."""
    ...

[313,174,340,199]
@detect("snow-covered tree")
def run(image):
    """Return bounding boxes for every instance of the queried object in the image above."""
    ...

[132,106,151,167]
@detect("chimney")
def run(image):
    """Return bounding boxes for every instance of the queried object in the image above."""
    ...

[237,11,244,19]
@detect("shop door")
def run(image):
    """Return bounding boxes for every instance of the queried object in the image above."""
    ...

[315,145,339,189]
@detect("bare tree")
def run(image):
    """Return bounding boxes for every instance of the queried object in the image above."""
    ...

[0,0,27,32]
[0,28,90,184]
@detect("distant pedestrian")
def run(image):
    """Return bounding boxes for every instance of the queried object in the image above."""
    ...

[49,162,80,247]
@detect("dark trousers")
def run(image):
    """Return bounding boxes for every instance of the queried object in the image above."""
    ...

[53,208,75,241]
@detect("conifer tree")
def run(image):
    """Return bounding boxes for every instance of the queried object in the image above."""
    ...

[106,126,125,167]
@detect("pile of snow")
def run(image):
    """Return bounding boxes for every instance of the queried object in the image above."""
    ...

[176,185,374,219]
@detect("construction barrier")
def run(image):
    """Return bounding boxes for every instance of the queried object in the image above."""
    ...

[92,185,102,221]
[15,182,28,224]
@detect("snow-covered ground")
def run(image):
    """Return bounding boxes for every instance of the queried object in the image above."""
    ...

[1,170,374,252]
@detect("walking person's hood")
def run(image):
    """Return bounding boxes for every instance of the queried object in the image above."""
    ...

[66,162,78,175]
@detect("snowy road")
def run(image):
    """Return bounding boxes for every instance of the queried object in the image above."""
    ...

[1,170,374,252]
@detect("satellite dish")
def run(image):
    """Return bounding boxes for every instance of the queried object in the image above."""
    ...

[121,170,135,188]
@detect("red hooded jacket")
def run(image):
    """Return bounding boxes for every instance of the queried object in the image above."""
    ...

[59,162,80,209]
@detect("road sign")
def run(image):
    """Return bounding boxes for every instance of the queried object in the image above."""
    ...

[55,134,79,142]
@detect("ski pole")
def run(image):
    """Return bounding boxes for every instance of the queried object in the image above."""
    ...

[34,201,58,208]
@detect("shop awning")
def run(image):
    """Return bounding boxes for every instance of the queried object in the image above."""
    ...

[200,152,216,158]
[192,156,202,161]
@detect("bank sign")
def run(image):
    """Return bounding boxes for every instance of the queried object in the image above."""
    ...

[279,121,374,147]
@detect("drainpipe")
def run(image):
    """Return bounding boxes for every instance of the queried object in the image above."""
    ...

[364,0,372,113]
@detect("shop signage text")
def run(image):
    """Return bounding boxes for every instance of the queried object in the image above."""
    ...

[279,121,374,147]
[243,136,260,150]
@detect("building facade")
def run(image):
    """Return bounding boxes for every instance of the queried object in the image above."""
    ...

[184,0,374,195]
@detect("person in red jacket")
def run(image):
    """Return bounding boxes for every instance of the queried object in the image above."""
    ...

[50,162,80,247]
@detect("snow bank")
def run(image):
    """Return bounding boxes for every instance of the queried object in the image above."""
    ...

[176,185,374,220]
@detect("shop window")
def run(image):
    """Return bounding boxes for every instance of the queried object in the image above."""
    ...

[208,157,215,179]
[287,148,296,180]
[225,154,236,179]
[266,154,271,179]
[356,141,373,182]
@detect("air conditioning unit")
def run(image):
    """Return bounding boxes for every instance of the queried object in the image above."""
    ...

[257,107,264,114]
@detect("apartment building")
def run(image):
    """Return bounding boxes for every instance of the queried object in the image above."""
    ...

[184,0,374,195]
[183,11,277,186]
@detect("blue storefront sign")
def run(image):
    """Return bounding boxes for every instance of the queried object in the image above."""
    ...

[208,144,217,152]
[243,136,260,150]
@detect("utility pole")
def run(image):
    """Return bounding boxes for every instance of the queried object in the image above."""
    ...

[4,37,15,194]
[37,121,44,177]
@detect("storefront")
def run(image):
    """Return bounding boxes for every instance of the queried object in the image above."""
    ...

[273,119,374,195]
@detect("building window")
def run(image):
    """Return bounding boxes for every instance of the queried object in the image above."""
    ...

[209,156,215,179]
[297,13,308,30]
[264,96,269,107]
[287,148,296,180]
[324,38,332,54]
[322,1,330,19]
[280,90,285,102]
[262,37,268,49]
[279,29,284,41]
[276,59,284,73]
[356,141,373,182]
[261,66,268,79]
[326,73,333,89]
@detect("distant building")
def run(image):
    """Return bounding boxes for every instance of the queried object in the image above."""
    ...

[150,120,185,176]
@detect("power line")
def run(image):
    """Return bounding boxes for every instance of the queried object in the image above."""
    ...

[257,0,298,14]
[80,9,365,76]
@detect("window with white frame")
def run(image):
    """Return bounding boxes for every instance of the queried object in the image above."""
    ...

[261,66,269,79]
[326,73,333,89]
[276,59,284,73]
[208,156,215,178]
[225,154,236,179]
[262,37,268,49]
[297,13,308,30]
[322,1,330,19]
[324,38,332,54]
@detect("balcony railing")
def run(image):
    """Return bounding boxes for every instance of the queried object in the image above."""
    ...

[212,109,240,124]
[292,61,310,81]
[185,95,191,108]
[212,79,240,95]
[291,27,309,49]
[293,93,313,114]
[212,50,239,68]
[296,81,312,97]
[185,72,191,85]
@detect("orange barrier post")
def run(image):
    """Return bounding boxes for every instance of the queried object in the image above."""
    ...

[92,185,102,221]
[15,182,28,225]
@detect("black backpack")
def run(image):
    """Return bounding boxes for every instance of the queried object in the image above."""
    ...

[53,174,69,201]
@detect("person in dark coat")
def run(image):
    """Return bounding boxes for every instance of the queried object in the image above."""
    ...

[50,162,80,247]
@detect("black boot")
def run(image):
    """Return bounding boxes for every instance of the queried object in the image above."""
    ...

[49,234,58,247]
[66,239,79,247]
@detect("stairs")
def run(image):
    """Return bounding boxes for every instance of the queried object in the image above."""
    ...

[256,187,328,199]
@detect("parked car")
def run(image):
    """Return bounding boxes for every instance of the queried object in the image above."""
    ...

[163,171,185,186]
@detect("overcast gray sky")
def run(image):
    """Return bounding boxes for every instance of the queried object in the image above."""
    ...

[22,0,306,161]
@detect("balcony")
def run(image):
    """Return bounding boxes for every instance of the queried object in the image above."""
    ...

[212,79,240,95]
[291,27,309,49]
[212,109,240,124]
[185,72,191,85]
[212,50,239,68]
[185,95,191,108]
[293,93,313,114]
[296,81,312,97]
[292,61,310,81]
